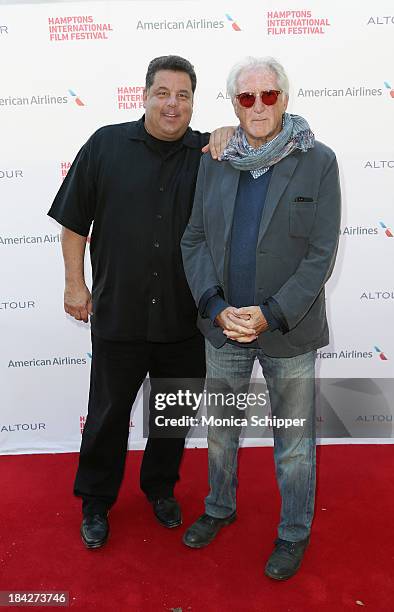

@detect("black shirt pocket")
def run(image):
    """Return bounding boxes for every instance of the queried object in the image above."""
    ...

[289,201,317,237]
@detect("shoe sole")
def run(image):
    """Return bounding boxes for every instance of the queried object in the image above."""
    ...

[183,514,236,549]
[155,517,183,529]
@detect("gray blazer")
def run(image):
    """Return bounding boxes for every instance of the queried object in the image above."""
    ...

[181,142,341,357]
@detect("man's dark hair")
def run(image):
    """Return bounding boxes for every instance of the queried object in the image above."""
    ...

[145,55,197,93]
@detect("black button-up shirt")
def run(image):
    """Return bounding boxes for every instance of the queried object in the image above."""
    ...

[48,117,209,342]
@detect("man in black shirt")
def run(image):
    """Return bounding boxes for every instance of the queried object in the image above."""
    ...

[48,55,229,549]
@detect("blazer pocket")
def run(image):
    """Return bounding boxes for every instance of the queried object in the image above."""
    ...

[289,201,317,237]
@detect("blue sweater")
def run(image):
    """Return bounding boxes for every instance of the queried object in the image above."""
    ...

[204,167,283,336]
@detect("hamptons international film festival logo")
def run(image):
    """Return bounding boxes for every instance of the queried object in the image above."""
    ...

[79,416,134,434]
[135,13,241,32]
[48,15,113,41]
[0,88,86,109]
[0,24,8,35]
[340,221,393,238]
[317,346,388,361]
[266,9,330,35]
[116,86,144,111]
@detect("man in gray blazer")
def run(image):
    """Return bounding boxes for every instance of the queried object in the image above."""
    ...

[181,56,341,580]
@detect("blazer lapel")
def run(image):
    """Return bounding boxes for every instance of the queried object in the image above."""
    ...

[220,163,240,245]
[257,153,300,244]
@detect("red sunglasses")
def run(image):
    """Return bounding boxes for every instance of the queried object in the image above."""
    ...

[236,90,282,108]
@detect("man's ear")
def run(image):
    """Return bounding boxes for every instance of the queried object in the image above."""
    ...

[142,87,148,108]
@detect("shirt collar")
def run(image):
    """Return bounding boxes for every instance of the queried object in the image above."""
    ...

[126,115,201,149]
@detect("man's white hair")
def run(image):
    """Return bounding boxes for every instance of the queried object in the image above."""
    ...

[226,56,289,99]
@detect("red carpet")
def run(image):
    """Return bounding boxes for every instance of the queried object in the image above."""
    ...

[1,446,393,611]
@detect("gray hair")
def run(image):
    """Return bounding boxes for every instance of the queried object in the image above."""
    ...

[226,56,289,99]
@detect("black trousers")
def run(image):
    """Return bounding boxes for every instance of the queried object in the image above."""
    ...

[74,332,206,515]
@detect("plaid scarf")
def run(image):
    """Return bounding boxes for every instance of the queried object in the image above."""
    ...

[220,113,315,178]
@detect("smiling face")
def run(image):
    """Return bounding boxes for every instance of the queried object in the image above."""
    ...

[233,68,288,148]
[143,69,194,141]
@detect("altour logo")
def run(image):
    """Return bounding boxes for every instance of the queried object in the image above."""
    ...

[0,169,23,180]
[225,14,241,31]
[68,89,85,106]
[136,14,241,31]
[364,160,394,169]
[340,221,393,238]
[1,422,46,434]
[216,90,231,101]
[384,81,394,98]
[360,291,394,301]
[0,300,35,311]
[367,16,394,25]
[266,9,330,36]
[374,346,388,361]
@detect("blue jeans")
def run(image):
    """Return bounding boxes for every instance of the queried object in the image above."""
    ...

[205,340,316,542]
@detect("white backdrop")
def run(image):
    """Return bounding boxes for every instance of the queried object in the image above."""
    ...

[1,0,393,454]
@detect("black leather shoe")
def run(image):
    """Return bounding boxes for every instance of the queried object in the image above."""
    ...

[152,497,182,528]
[183,512,236,548]
[264,537,309,580]
[80,513,109,549]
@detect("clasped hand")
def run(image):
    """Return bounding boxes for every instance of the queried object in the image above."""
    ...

[215,306,269,343]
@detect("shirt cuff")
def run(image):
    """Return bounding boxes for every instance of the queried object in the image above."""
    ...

[205,295,229,322]
[260,304,280,331]
[260,298,289,333]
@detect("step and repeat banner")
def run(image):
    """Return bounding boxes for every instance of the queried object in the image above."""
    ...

[1,0,393,454]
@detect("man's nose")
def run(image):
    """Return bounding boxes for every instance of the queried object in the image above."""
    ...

[253,94,265,113]
[166,94,178,106]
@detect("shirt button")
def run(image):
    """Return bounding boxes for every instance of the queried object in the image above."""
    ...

[159,186,164,192]
[154,241,159,248]
[153,271,158,277]
[152,298,157,304]
[156,214,162,220]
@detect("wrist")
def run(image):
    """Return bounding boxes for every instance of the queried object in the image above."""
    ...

[65,276,86,289]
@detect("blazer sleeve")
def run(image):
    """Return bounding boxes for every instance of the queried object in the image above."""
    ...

[181,155,222,307]
[272,154,341,331]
